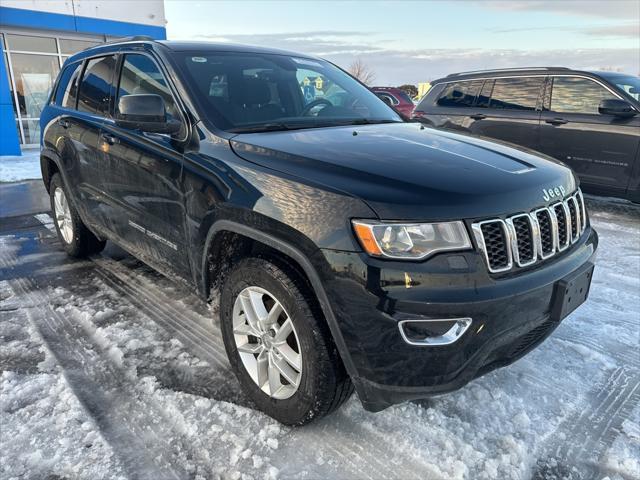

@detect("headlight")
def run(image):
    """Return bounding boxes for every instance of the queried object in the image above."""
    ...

[352,220,472,260]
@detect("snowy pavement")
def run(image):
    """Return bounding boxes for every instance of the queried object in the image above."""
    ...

[0,198,638,480]
[0,149,41,183]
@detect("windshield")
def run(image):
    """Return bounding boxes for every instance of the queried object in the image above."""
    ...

[177,52,402,132]
[604,74,640,101]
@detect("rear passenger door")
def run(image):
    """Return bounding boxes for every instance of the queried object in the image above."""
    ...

[99,52,190,277]
[466,76,545,151]
[538,76,640,193]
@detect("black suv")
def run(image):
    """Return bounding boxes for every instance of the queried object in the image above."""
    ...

[413,67,640,202]
[41,39,598,425]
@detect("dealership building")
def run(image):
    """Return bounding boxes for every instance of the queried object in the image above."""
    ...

[0,0,166,156]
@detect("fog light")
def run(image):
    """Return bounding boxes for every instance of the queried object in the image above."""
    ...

[398,318,472,346]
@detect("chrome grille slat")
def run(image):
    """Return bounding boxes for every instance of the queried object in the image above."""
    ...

[471,219,512,273]
[533,207,556,259]
[473,189,587,273]
[506,214,537,267]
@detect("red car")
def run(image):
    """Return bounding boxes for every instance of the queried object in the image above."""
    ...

[372,87,415,117]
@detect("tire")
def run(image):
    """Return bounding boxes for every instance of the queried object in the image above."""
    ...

[220,257,353,425]
[49,173,106,258]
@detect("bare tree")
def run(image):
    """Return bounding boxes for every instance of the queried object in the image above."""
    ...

[349,58,376,85]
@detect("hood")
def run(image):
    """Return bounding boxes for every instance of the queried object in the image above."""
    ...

[230,122,576,221]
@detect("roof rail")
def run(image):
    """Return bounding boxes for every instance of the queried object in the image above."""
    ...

[446,67,570,77]
[99,35,157,46]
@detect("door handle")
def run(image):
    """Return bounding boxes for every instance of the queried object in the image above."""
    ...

[545,118,568,126]
[100,133,119,145]
[470,113,487,120]
[57,118,70,129]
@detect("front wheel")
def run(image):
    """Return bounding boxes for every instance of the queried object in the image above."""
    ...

[49,173,106,257]
[220,257,353,425]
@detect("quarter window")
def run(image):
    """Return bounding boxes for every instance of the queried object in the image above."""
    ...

[488,77,543,111]
[78,55,117,115]
[116,54,180,122]
[436,81,483,107]
[550,77,617,114]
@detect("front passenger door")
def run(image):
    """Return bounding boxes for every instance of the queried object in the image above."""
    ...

[99,53,190,277]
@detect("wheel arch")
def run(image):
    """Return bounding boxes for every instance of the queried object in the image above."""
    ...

[201,220,359,380]
[40,149,61,193]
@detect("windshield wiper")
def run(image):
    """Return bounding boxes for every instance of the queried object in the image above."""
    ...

[229,118,403,134]
[229,122,315,134]
[345,118,404,126]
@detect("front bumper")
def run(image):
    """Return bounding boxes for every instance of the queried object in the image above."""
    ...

[319,227,598,412]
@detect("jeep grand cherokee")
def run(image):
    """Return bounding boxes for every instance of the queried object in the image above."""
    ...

[41,38,598,425]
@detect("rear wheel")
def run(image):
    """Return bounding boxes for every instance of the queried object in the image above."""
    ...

[49,173,106,257]
[220,257,353,425]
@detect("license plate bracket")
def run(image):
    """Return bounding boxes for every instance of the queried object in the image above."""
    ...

[550,262,595,322]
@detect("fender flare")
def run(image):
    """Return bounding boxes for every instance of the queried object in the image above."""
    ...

[201,219,359,379]
[40,148,62,191]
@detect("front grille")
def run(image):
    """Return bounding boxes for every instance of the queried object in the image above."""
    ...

[472,189,587,273]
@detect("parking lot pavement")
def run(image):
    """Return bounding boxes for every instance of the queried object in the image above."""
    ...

[1,197,638,480]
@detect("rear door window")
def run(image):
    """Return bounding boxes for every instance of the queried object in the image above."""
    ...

[549,77,618,114]
[77,55,117,116]
[436,81,483,107]
[54,61,83,108]
[488,77,544,111]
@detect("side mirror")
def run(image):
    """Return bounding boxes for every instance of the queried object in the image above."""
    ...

[116,94,182,134]
[598,98,636,118]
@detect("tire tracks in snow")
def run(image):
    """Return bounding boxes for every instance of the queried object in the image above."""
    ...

[91,257,230,371]
[0,249,190,480]
[553,332,639,367]
[534,365,640,479]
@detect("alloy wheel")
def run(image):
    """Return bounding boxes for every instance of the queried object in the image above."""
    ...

[53,187,73,244]
[232,286,302,399]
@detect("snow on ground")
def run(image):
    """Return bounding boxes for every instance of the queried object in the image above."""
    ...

[602,405,640,480]
[0,149,41,182]
[0,198,639,479]
[0,279,128,480]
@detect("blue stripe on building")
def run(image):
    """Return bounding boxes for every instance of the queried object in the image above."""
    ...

[0,6,166,155]
[0,7,166,40]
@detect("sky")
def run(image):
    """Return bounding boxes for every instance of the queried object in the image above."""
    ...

[165,0,640,85]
